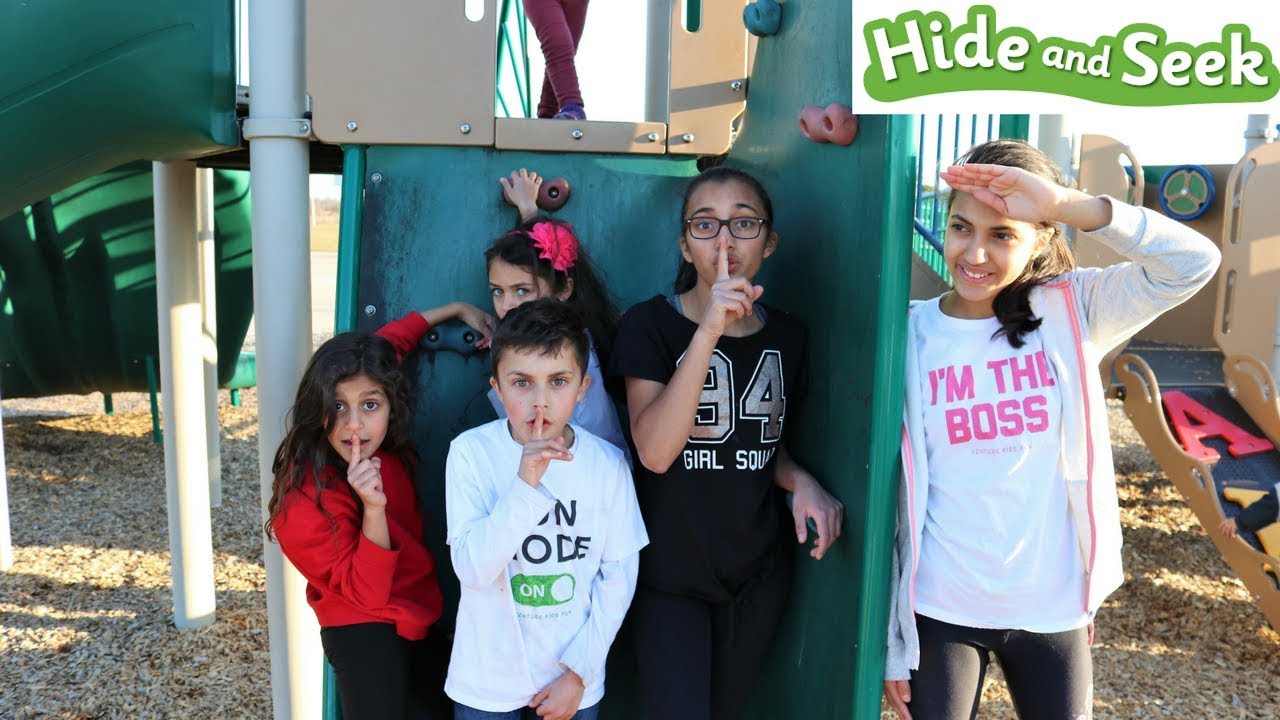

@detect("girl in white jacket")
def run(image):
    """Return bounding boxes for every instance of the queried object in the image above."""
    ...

[884,139,1220,720]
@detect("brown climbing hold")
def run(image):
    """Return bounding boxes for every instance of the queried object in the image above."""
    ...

[537,177,570,211]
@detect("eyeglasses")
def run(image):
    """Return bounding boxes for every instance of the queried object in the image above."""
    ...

[684,216,768,240]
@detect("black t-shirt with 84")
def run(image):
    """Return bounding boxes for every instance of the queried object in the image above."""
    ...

[611,294,806,602]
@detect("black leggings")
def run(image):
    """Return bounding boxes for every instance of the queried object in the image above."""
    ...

[320,622,453,720]
[631,558,792,720]
[908,614,1093,720]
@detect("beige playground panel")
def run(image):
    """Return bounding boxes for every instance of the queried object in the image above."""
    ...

[1215,143,1280,365]
[1224,354,1280,449]
[1077,135,1226,355]
[1117,353,1280,633]
[495,119,669,155]
[306,0,748,155]
[666,0,748,156]
[1076,134,1143,217]
[307,0,499,146]
[1135,165,1230,350]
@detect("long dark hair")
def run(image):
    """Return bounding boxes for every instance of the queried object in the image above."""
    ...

[949,139,1076,348]
[485,217,620,371]
[264,332,415,539]
[673,166,775,294]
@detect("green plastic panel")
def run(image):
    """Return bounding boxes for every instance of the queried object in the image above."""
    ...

[0,0,239,218]
[352,147,695,719]
[0,163,254,398]
[718,2,912,717]
[345,2,913,717]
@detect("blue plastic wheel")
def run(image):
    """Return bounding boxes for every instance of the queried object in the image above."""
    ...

[1158,165,1215,221]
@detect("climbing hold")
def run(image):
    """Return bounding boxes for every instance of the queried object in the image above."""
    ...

[799,103,859,146]
[537,177,571,212]
[821,103,859,146]
[798,106,827,143]
[743,0,782,37]
[1158,165,1215,221]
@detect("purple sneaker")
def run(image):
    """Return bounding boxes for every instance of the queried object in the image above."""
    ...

[553,103,586,121]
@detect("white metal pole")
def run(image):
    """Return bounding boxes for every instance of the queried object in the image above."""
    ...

[1269,312,1280,381]
[197,168,222,508]
[153,160,217,629]
[1245,114,1275,154]
[247,0,322,716]
[0,384,12,571]
[1037,114,1075,186]
[644,0,671,123]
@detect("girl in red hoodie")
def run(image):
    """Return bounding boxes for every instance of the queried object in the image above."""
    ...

[266,331,446,720]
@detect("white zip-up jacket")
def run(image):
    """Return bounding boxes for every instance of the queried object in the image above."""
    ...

[887,196,1221,681]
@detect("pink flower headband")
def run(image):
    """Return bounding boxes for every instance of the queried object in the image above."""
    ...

[528,221,579,273]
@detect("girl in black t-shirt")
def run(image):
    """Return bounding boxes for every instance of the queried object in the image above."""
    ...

[612,167,844,720]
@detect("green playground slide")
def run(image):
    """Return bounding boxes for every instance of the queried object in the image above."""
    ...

[0,163,254,398]
[0,1,239,219]
[0,1,251,398]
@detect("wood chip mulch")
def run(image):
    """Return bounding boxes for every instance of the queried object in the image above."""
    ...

[2,393,1277,718]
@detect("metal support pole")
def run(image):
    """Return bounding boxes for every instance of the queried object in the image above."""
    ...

[1036,115,1075,186]
[103,393,114,415]
[146,356,162,443]
[334,146,365,334]
[1245,114,1276,154]
[197,168,222,508]
[248,0,323,714]
[153,160,216,629]
[0,384,12,571]
[644,0,671,123]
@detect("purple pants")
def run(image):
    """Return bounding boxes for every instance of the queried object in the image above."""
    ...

[523,0,588,117]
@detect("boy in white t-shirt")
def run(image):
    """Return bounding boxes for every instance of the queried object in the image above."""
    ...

[445,297,648,720]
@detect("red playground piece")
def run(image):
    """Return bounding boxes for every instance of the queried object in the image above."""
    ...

[1162,390,1275,462]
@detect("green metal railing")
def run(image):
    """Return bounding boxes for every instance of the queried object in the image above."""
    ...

[910,114,1030,285]
[495,0,533,118]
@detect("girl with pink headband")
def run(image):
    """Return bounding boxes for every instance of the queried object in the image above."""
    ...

[376,171,628,457]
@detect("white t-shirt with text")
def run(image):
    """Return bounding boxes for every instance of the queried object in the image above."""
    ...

[913,297,1087,633]
[444,420,648,712]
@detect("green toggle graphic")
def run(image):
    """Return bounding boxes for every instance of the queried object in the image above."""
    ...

[511,573,576,607]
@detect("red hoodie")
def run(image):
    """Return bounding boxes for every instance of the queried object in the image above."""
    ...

[273,450,443,640]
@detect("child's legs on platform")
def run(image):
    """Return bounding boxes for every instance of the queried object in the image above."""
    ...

[523,0,588,117]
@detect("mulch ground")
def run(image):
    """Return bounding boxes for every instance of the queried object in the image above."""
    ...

[1,392,1276,719]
